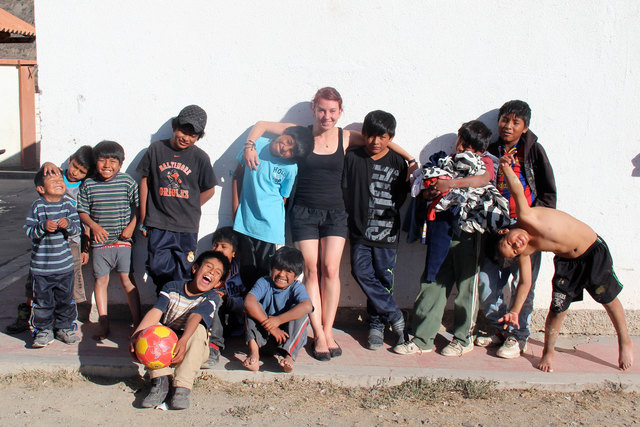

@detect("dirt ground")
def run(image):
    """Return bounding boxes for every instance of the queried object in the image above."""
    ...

[1,370,639,426]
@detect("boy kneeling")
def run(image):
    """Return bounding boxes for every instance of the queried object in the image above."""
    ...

[243,247,312,372]
[131,251,229,409]
[494,154,633,372]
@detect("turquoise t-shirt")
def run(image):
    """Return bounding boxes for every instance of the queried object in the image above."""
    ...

[63,170,83,243]
[233,136,297,245]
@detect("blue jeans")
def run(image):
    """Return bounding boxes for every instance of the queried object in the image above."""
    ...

[478,251,541,342]
[350,243,402,326]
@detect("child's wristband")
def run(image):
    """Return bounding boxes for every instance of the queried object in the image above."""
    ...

[138,224,147,233]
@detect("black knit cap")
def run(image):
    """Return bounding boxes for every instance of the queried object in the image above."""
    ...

[175,105,207,133]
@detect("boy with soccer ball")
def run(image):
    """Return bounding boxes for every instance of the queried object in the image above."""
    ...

[130,251,230,410]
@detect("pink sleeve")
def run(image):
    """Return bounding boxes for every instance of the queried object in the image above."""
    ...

[481,155,495,181]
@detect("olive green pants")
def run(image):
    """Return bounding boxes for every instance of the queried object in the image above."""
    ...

[411,232,482,349]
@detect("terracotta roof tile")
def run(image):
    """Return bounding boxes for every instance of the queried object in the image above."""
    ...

[0,8,35,37]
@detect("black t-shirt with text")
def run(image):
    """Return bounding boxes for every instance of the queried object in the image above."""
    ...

[342,147,409,248]
[137,140,217,233]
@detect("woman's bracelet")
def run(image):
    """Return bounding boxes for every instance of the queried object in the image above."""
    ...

[407,158,416,165]
[244,140,256,150]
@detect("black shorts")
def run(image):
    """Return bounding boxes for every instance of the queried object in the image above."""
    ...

[289,204,348,241]
[550,237,623,313]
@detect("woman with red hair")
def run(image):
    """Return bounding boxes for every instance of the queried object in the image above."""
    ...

[243,87,415,360]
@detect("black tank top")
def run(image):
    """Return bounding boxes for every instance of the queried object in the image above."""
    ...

[294,127,345,210]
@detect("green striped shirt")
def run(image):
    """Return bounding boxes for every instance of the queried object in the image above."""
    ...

[77,172,139,248]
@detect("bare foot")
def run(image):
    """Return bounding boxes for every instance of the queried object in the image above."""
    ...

[92,317,110,341]
[243,354,260,371]
[278,354,294,373]
[537,352,554,372]
[619,342,634,370]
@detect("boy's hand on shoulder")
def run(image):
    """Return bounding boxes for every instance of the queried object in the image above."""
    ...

[171,338,188,365]
[407,161,419,179]
[45,220,58,233]
[90,224,109,243]
[57,217,69,229]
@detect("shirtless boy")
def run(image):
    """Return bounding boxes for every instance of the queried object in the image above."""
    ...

[495,154,633,372]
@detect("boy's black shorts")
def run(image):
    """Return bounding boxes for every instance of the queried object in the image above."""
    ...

[550,236,622,313]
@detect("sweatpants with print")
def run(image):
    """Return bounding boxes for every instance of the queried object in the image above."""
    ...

[148,323,209,389]
[411,231,482,349]
[350,243,403,327]
[245,315,309,359]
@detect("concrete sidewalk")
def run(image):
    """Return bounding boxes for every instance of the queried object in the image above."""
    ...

[1,310,638,392]
[1,177,638,392]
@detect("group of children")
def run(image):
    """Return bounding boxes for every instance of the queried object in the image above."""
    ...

[16,100,633,410]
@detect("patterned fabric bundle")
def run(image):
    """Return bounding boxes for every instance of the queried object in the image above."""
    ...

[422,151,510,233]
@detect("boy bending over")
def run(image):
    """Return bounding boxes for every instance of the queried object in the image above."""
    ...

[495,154,632,372]
[243,246,312,372]
[132,251,229,409]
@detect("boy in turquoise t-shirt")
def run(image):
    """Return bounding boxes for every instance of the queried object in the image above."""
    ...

[232,125,313,277]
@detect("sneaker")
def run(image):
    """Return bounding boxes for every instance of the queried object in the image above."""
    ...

[5,303,31,334]
[32,329,54,348]
[141,375,170,408]
[475,332,504,348]
[441,339,474,357]
[367,327,384,350]
[170,387,191,410]
[393,340,431,355]
[496,335,524,359]
[201,347,220,369]
[55,328,80,345]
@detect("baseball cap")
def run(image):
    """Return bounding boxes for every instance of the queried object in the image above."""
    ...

[175,105,207,134]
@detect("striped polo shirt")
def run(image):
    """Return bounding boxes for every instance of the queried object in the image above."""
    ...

[77,172,139,248]
[24,196,81,275]
[155,281,220,331]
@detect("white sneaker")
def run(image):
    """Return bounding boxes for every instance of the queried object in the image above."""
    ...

[496,335,524,359]
[393,340,432,355]
[475,333,504,348]
[441,340,474,357]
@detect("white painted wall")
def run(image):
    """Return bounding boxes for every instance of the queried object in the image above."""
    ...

[0,65,21,167]
[34,1,640,310]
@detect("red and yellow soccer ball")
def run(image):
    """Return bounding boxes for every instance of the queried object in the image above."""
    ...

[134,325,178,369]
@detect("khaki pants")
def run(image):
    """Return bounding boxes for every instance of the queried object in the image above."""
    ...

[69,240,87,303]
[148,323,209,389]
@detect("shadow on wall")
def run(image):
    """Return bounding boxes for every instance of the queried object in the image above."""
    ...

[632,153,640,177]
[416,109,500,165]
[203,101,318,250]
